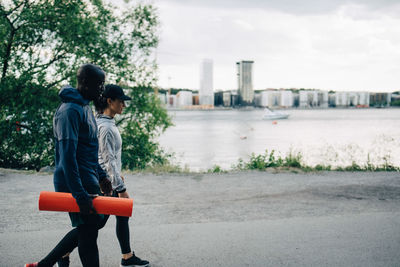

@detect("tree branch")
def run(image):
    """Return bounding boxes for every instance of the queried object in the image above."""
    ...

[29,51,67,75]
[1,5,15,30]
[45,76,69,90]
[35,39,66,67]
[1,28,15,81]
[2,0,27,16]
[0,1,29,81]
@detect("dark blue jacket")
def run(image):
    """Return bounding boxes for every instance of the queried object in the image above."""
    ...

[53,86,106,205]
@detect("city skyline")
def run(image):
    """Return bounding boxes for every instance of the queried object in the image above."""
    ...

[155,0,400,92]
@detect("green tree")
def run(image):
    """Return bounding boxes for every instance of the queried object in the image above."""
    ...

[0,0,170,170]
[121,86,172,170]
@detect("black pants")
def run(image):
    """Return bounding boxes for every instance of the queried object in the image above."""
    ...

[99,190,132,254]
[38,216,101,267]
[38,192,131,266]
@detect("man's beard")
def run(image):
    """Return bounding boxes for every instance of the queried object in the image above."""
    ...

[80,88,101,101]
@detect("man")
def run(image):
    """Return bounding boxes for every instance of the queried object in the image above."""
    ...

[26,64,112,267]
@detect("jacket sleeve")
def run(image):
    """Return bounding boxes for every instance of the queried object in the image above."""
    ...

[55,106,90,205]
[98,128,126,193]
[58,140,90,205]
[97,162,108,182]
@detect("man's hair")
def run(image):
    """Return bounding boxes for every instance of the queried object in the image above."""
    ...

[76,64,105,87]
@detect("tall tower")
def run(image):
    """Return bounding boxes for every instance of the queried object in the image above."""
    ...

[199,59,214,106]
[236,60,254,105]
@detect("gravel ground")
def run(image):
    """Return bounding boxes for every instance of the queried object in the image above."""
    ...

[0,169,399,266]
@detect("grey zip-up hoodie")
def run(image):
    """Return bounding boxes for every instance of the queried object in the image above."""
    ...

[96,114,126,193]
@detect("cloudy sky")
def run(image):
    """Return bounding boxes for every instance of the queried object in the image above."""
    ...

[153,0,400,92]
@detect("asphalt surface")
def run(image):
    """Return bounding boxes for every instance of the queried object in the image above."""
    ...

[1,169,399,266]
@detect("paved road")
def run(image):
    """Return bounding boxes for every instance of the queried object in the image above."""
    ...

[1,169,399,266]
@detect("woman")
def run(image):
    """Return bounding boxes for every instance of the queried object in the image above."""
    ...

[94,84,149,267]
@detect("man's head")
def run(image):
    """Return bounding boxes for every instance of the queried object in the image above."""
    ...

[76,64,105,101]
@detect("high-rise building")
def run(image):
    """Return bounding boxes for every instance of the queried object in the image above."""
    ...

[199,59,214,106]
[236,60,254,105]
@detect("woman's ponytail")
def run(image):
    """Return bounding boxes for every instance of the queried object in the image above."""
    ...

[94,94,108,114]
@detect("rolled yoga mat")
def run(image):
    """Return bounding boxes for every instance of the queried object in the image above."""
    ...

[39,191,133,217]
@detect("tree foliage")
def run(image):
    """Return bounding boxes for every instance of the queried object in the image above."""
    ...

[121,86,172,170]
[0,0,171,170]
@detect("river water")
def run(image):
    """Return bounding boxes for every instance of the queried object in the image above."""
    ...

[158,108,400,171]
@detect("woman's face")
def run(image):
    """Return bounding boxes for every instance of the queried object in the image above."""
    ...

[108,98,126,115]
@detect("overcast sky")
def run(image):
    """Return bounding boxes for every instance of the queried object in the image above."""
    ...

[153,0,400,92]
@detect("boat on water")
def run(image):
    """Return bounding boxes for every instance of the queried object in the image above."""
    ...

[262,108,289,120]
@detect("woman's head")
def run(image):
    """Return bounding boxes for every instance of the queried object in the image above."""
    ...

[94,84,131,116]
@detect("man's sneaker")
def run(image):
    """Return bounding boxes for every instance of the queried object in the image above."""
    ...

[57,256,70,267]
[25,263,38,267]
[120,254,150,267]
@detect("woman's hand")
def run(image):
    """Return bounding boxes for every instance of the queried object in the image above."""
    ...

[99,177,112,196]
[118,191,130,198]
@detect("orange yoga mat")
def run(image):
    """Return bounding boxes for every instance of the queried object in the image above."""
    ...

[39,191,133,217]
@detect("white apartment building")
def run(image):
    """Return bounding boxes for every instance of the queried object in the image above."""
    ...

[330,92,370,107]
[299,91,316,107]
[358,92,370,106]
[260,91,278,107]
[258,90,293,108]
[280,90,294,107]
[334,92,349,107]
[176,91,193,107]
[299,90,328,108]
[199,59,214,106]
[318,91,329,108]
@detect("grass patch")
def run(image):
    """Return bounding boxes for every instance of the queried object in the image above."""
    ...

[232,150,399,172]
[207,165,227,173]
[233,150,306,171]
[131,163,192,174]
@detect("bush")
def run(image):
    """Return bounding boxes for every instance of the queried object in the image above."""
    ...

[242,150,289,170]
[315,164,331,171]
[0,77,58,170]
[283,151,303,168]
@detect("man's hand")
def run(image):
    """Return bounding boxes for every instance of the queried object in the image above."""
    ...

[78,197,97,214]
[118,191,130,199]
[99,177,112,196]
[121,175,125,182]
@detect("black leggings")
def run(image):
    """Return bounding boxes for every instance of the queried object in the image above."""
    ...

[103,190,132,254]
[116,215,131,254]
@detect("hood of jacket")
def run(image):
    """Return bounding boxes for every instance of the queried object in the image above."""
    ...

[59,85,89,106]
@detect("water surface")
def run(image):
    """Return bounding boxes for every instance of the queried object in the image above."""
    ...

[158,108,400,170]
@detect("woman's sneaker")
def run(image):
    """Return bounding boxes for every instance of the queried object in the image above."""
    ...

[120,254,150,267]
